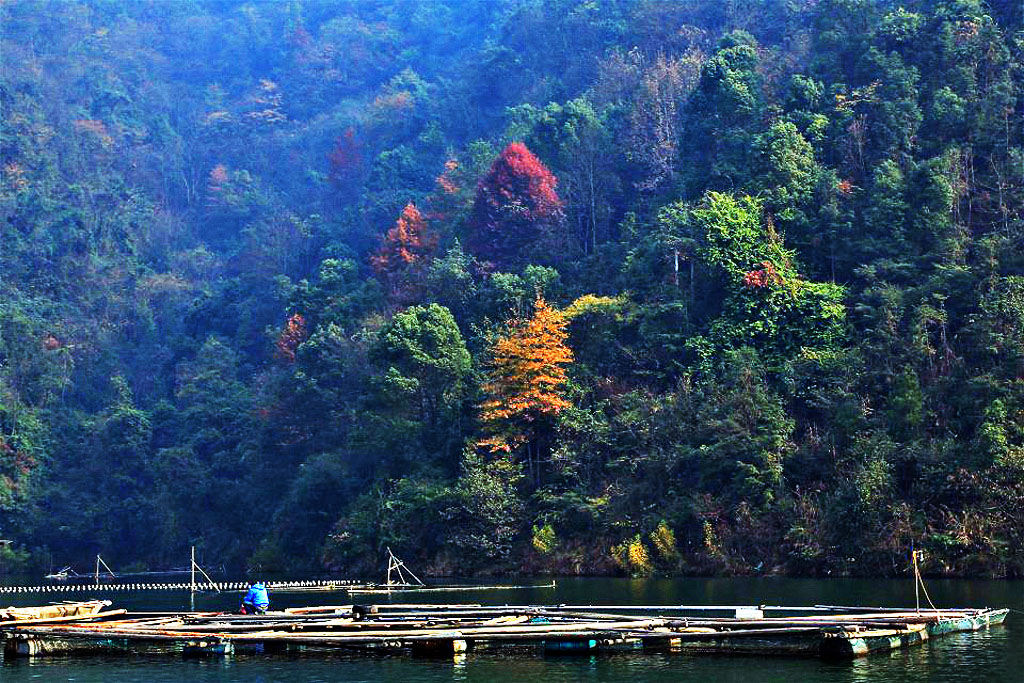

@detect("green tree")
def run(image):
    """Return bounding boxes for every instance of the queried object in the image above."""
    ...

[696,349,795,506]
[370,303,472,465]
[685,31,764,193]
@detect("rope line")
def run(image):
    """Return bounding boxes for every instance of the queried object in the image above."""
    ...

[912,549,939,616]
[0,579,360,594]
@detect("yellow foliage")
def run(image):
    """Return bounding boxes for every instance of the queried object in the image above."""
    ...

[611,534,653,576]
[650,520,678,561]
[563,294,626,320]
[531,523,557,554]
[702,520,723,558]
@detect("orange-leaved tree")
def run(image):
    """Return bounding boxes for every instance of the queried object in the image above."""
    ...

[478,295,573,481]
[275,313,307,363]
[370,202,438,302]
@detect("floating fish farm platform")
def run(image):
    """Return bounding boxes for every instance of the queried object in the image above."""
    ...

[0,600,1008,660]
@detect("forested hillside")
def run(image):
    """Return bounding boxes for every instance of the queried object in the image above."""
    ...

[2,0,1023,578]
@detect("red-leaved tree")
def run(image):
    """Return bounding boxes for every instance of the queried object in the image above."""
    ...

[468,142,563,268]
[327,127,364,192]
[370,202,438,301]
[275,313,307,363]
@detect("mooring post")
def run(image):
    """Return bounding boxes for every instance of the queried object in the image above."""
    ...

[183,639,234,657]
[4,635,76,657]
[410,634,467,657]
[261,640,299,654]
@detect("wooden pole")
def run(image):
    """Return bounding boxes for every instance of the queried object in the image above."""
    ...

[95,555,115,580]
[912,548,920,615]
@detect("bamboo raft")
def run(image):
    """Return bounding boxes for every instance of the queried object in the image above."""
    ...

[0,600,1008,659]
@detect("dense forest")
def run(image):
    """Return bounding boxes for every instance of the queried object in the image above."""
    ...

[1,0,1023,579]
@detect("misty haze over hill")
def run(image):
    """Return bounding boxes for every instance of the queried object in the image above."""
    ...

[1,0,1023,578]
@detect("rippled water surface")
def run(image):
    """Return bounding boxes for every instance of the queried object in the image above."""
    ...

[1,577,1020,681]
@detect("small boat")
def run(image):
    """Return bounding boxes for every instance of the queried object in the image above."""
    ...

[44,566,80,581]
[1,600,111,623]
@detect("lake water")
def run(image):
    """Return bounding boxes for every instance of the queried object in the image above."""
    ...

[1,577,1020,681]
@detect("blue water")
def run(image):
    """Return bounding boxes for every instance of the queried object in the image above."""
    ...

[1,577,1020,681]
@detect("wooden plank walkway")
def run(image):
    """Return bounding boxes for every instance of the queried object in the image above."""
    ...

[0,601,1008,660]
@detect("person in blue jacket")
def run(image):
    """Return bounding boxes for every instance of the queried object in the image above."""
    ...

[241,581,269,614]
